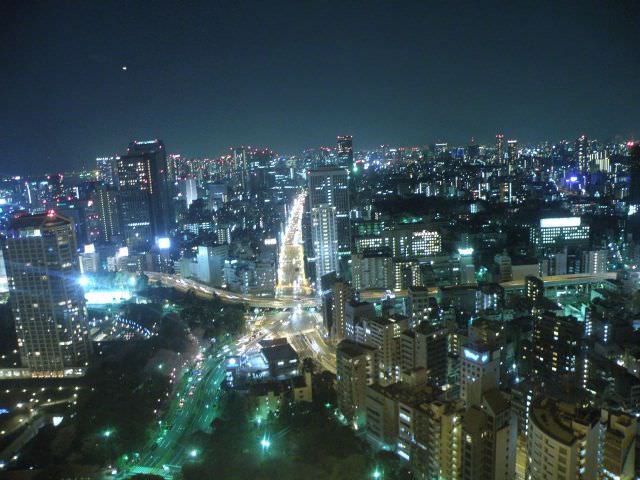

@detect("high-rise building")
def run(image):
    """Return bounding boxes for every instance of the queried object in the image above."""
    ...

[331,280,353,339]
[576,134,590,172]
[3,212,90,376]
[116,140,173,249]
[196,244,228,287]
[600,411,637,480]
[527,396,600,480]
[530,217,590,250]
[400,323,448,386]
[460,342,500,407]
[507,139,518,172]
[96,156,119,186]
[581,249,607,274]
[524,275,545,307]
[310,204,339,287]
[307,167,351,255]
[336,135,353,171]
[178,176,198,207]
[495,134,505,164]
[532,312,584,387]
[336,339,377,424]
[93,184,120,243]
[461,389,517,480]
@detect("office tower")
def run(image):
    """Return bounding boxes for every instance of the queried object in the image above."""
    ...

[196,244,228,287]
[495,134,505,164]
[413,400,464,480]
[400,323,447,386]
[47,173,64,199]
[307,167,351,258]
[494,251,512,282]
[116,140,173,249]
[359,315,409,385]
[461,389,517,480]
[96,156,119,186]
[524,275,545,307]
[336,339,378,424]
[576,134,590,172]
[3,212,90,376]
[627,142,640,205]
[233,147,248,192]
[331,280,353,339]
[178,176,198,207]
[310,204,339,287]
[336,135,353,171]
[532,312,584,386]
[344,300,376,340]
[79,244,99,273]
[93,184,120,243]
[581,249,607,274]
[434,143,448,157]
[600,411,637,480]
[460,343,500,407]
[507,139,518,172]
[351,251,394,291]
[530,217,590,250]
[527,396,600,480]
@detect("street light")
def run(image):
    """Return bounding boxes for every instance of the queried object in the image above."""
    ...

[372,468,383,479]
[260,435,271,450]
[102,429,113,439]
[189,449,199,458]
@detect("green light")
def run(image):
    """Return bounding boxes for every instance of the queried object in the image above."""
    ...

[260,436,271,450]
[189,449,198,458]
[372,468,382,479]
[102,429,113,438]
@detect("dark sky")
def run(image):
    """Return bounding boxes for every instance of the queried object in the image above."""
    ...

[1,1,639,174]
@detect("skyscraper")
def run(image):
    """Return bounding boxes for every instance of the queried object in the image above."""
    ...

[311,204,339,287]
[93,184,120,243]
[495,134,505,164]
[576,134,589,172]
[116,140,173,249]
[507,139,518,172]
[3,212,90,376]
[307,167,351,254]
[336,135,353,171]
[96,156,119,186]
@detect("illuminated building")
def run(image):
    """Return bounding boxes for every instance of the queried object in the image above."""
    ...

[575,134,590,173]
[310,204,339,287]
[507,139,518,172]
[92,184,120,243]
[96,156,119,185]
[530,217,590,249]
[336,134,353,171]
[116,140,173,249]
[3,212,90,376]
[527,396,600,480]
[461,389,516,480]
[307,167,351,258]
[495,133,505,164]
[532,312,585,388]
[400,323,447,386]
[352,250,394,291]
[178,176,198,207]
[196,244,228,287]
[581,249,607,274]
[330,280,353,339]
[459,343,500,407]
[336,339,378,424]
[525,275,544,307]
[600,411,636,480]
[407,286,436,326]
[358,315,409,385]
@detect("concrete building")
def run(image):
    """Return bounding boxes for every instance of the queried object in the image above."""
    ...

[3,212,90,376]
[196,244,228,287]
[527,396,600,480]
[336,340,378,425]
[400,323,448,386]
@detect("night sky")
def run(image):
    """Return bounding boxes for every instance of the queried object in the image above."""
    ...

[2,0,639,174]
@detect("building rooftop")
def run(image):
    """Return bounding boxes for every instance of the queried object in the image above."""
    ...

[530,396,599,446]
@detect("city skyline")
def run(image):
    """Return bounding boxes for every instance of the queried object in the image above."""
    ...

[2,0,640,173]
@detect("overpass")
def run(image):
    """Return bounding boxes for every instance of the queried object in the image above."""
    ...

[499,272,617,292]
[145,272,320,309]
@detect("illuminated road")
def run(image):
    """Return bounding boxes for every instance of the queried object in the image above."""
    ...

[117,340,230,478]
[146,272,320,310]
[276,192,312,297]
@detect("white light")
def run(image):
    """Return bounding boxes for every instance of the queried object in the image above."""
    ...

[52,416,63,427]
[84,244,95,254]
[458,247,474,256]
[116,247,129,259]
[156,237,171,250]
[540,217,581,228]
[79,276,90,287]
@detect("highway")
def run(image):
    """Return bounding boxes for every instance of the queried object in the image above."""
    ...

[119,194,335,478]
